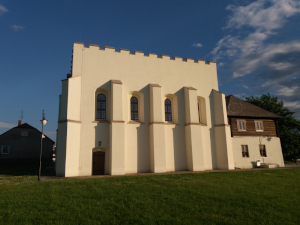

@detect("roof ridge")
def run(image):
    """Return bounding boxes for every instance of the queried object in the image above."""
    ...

[0,123,55,143]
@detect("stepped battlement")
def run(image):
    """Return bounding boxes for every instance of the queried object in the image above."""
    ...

[74,42,215,65]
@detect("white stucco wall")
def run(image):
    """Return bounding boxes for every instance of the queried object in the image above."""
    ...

[232,136,284,169]
[212,90,235,170]
[63,43,219,177]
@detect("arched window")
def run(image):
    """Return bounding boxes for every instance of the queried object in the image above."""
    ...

[165,99,172,121]
[97,94,106,119]
[198,102,200,122]
[197,96,207,125]
[131,97,138,120]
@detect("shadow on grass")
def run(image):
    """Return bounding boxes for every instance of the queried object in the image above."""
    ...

[0,161,54,176]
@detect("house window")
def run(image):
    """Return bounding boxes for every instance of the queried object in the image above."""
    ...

[1,145,10,154]
[241,145,249,157]
[237,120,246,131]
[165,99,172,121]
[259,145,267,157]
[131,97,138,120]
[97,94,106,119]
[21,130,28,137]
[255,121,264,131]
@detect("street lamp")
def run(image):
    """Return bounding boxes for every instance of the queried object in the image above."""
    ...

[38,110,47,181]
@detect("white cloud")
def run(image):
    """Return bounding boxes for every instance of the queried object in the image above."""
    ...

[211,35,240,57]
[226,0,300,31]
[212,0,300,65]
[235,41,299,78]
[192,43,203,48]
[277,86,298,96]
[240,31,268,54]
[0,122,15,129]
[0,4,8,16]
[11,24,25,31]
[212,0,300,118]
[283,101,300,109]
[231,41,300,78]
[212,0,300,78]
[269,62,293,71]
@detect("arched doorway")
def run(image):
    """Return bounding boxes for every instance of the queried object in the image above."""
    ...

[93,151,105,175]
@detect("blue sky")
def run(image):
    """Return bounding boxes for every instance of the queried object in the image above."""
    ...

[1,0,300,141]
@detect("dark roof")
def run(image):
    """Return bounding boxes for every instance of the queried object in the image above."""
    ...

[226,95,282,118]
[15,123,35,129]
[0,123,55,143]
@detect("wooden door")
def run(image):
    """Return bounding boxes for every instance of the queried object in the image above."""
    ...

[93,151,105,175]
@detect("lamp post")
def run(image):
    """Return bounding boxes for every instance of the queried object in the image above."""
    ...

[38,110,47,181]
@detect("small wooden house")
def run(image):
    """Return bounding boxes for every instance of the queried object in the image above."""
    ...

[226,95,284,168]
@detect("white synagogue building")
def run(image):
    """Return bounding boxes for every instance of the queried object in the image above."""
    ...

[55,42,284,177]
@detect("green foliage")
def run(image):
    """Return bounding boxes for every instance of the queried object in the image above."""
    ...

[245,93,300,157]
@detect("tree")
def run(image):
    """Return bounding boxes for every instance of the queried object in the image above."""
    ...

[245,94,300,157]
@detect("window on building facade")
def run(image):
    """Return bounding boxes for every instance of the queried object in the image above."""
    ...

[165,99,172,121]
[255,121,264,131]
[131,97,138,120]
[237,120,246,131]
[197,96,207,125]
[259,145,267,157]
[198,103,200,122]
[97,94,106,119]
[21,130,28,137]
[1,145,10,154]
[241,145,249,157]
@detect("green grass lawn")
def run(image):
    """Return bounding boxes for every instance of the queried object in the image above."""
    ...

[0,164,300,225]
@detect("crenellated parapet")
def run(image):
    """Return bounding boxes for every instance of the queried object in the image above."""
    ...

[72,42,216,65]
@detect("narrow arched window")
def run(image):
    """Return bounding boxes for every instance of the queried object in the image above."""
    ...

[97,94,106,119]
[198,96,207,125]
[165,99,172,121]
[198,102,200,122]
[131,97,138,120]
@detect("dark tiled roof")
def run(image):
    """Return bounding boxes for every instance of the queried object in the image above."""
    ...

[226,95,282,118]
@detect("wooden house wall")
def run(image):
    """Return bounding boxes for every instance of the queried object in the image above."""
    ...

[229,118,277,137]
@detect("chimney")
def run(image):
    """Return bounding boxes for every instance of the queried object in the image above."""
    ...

[18,120,21,126]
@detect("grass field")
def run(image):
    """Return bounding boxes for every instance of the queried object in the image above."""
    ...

[0,163,300,225]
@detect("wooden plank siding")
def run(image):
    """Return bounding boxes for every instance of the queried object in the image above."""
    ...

[228,118,277,137]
